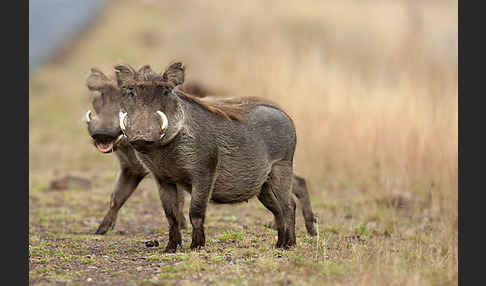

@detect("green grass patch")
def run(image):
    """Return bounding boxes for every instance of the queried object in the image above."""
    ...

[216,230,244,242]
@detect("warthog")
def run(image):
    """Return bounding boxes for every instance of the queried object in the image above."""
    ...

[85,63,316,238]
[115,62,298,251]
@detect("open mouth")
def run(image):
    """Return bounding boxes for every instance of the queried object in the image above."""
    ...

[94,134,124,153]
[96,141,114,153]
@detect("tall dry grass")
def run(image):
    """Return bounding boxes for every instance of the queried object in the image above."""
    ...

[31,0,457,217]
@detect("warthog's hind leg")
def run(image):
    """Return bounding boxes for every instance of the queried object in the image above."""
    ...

[258,161,296,249]
[289,196,297,246]
[258,182,286,248]
[267,175,317,236]
[292,175,317,236]
[271,162,296,248]
[95,170,146,235]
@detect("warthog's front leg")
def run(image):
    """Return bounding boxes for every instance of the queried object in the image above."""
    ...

[95,169,146,234]
[176,184,188,229]
[188,177,215,250]
[158,182,183,253]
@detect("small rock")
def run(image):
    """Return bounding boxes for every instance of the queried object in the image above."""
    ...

[145,241,155,247]
[136,266,143,271]
[86,278,93,282]
[48,174,92,191]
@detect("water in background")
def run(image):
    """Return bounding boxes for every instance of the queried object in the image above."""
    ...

[29,0,107,74]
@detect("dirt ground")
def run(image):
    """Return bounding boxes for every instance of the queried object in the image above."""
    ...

[29,0,457,285]
[29,171,452,285]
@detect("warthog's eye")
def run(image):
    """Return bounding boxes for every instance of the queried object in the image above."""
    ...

[124,87,136,97]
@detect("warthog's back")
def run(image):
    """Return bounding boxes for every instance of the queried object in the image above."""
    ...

[246,105,296,160]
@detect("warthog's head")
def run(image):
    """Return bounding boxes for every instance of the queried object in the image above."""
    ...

[116,62,185,152]
[84,68,124,153]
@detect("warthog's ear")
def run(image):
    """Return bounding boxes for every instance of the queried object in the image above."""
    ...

[114,64,137,87]
[137,65,155,81]
[162,62,185,88]
[86,68,109,90]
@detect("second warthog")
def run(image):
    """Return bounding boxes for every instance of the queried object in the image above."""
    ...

[85,63,316,238]
[85,65,189,234]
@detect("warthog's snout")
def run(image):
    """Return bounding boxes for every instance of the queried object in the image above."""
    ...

[91,130,118,141]
[91,130,124,153]
[119,110,168,141]
[128,139,156,152]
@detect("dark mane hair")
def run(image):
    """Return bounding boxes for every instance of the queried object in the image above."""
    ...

[173,86,286,121]
[115,64,286,121]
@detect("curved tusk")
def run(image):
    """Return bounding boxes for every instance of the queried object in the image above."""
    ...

[156,111,168,139]
[85,110,92,123]
[114,133,125,145]
[119,111,128,133]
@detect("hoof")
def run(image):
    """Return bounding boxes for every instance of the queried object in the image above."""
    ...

[95,220,115,235]
[95,228,107,235]
[275,231,296,249]
[190,228,205,250]
[163,247,177,253]
[307,229,317,236]
[190,240,205,250]
[305,215,318,236]
[190,244,204,251]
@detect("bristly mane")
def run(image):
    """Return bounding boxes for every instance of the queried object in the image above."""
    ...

[121,73,285,121]
[173,86,285,121]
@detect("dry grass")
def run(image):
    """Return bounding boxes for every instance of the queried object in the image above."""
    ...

[29,0,457,285]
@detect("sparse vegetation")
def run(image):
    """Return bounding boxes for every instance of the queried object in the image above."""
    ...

[29,0,457,285]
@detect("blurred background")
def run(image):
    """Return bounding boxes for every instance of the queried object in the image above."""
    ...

[29,0,108,73]
[29,0,457,283]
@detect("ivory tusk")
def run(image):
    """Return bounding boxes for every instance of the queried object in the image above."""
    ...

[156,111,168,139]
[114,133,125,145]
[85,110,92,123]
[119,111,127,133]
